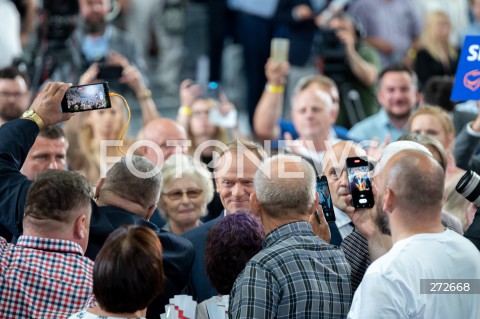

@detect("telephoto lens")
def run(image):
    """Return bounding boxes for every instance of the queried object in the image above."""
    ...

[456,170,480,206]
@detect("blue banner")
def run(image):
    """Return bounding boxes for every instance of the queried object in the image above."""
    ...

[451,36,480,101]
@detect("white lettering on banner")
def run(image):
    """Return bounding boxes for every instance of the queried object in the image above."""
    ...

[467,44,480,61]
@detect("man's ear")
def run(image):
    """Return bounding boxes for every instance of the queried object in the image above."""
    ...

[250,192,261,217]
[383,188,395,214]
[94,178,105,199]
[146,204,157,220]
[74,214,87,240]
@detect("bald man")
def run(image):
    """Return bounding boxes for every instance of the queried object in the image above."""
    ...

[348,150,480,319]
[137,118,188,165]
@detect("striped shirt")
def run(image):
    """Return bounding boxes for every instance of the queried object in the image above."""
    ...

[0,236,94,318]
[230,221,352,318]
[340,229,371,293]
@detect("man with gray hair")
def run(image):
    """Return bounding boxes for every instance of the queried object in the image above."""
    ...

[86,155,195,317]
[230,155,352,318]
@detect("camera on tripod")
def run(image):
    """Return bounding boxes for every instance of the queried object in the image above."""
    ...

[40,0,79,49]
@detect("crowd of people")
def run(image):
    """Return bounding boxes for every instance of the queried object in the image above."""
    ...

[2,0,480,318]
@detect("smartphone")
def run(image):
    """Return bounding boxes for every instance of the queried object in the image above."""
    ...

[270,38,290,63]
[204,81,221,100]
[97,65,123,79]
[61,82,111,113]
[346,157,375,209]
[316,175,336,222]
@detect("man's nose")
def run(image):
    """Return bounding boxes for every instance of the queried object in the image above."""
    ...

[231,183,244,196]
[48,159,59,170]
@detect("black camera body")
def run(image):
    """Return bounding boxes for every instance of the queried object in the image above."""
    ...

[315,28,349,84]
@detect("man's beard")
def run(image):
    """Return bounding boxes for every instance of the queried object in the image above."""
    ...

[386,108,411,122]
[375,201,391,236]
[83,18,106,35]
[0,105,24,121]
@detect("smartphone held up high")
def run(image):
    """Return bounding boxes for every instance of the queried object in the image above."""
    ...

[316,175,336,222]
[61,82,111,113]
[346,157,375,209]
[270,38,290,63]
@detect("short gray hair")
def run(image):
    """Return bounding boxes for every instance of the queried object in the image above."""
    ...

[102,156,162,209]
[254,155,316,216]
[161,154,214,216]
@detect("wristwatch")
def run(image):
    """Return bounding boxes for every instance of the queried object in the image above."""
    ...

[21,109,45,131]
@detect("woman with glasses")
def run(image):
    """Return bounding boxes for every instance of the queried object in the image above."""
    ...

[159,154,214,234]
[177,79,238,167]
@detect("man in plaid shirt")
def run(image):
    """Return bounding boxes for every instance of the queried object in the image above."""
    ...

[0,82,94,318]
[230,155,352,318]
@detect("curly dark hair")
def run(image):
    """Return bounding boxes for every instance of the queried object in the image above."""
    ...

[205,211,264,294]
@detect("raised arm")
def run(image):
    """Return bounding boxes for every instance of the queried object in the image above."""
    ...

[0,82,72,238]
[253,59,290,141]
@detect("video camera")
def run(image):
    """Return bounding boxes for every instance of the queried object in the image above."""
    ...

[314,28,349,84]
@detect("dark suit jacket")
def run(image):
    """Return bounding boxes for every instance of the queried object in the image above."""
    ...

[87,205,194,319]
[465,207,480,252]
[274,0,316,67]
[0,119,37,241]
[0,119,194,319]
[182,214,224,303]
[454,124,480,174]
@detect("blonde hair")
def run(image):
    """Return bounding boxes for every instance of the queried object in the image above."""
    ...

[407,105,455,138]
[187,98,229,156]
[77,97,128,183]
[420,11,457,63]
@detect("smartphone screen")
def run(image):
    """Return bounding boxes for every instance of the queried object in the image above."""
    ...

[316,175,336,222]
[346,157,375,209]
[61,82,111,113]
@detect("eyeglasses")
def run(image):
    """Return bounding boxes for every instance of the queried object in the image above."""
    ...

[0,91,28,99]
[190,110,210,118]
[162,189,203,200]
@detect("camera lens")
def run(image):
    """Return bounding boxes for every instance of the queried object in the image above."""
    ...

[456,170,480,206]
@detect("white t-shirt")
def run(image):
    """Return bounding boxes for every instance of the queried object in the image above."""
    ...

[348,229,480,319]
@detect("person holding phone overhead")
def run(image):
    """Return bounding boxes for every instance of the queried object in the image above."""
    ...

[49,0,147,95]
[64,64,160,186]
[177,79,239,167]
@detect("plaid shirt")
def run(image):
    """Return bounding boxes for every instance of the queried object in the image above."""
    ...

[230,221,352,319]
[0,236,94,318]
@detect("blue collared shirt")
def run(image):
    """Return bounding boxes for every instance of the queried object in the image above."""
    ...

[230,221,352,318]
[347,108,407,143]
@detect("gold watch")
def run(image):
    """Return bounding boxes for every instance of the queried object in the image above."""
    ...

[21,109,45,131]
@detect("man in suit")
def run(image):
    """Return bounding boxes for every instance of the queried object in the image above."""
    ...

[182,139,267,302]
[0,82,194,319]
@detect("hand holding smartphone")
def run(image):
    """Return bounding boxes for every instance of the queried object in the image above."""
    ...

[61,82,111,113]
[316,175,336,222]
[346,157,375,209]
